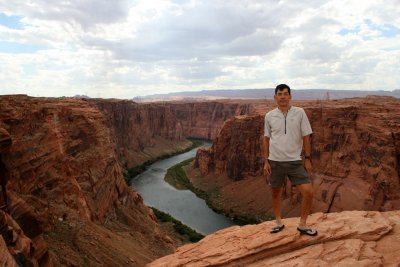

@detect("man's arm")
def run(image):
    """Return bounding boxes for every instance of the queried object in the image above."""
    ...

[262,136,271,176]
[303,134,312,173]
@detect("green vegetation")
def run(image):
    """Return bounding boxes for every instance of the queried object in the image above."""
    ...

[164,157,196,190]
[151,207,204,242]
[124,138,204,183]
[230,214,267,225]
[164,158,210,200]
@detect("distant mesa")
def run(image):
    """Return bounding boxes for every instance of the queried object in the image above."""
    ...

[73,94,91,99]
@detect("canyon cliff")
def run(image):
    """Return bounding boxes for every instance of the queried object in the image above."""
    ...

[192,96,400,221]
[0,96,177,266]
[0,95,251,266]
[93,99,252,167]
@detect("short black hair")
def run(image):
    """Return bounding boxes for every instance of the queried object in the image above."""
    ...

[275,84,291,95]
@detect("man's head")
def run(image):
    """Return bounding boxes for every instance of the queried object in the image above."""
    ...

[274,84,292,110]
[275,84,291,95]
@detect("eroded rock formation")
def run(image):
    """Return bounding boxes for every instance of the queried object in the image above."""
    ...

[94,99,252,167]
[0,95,252,266]
[0,96,175,266]
[192,97,400,219]
[0,210,44,267]
[195,114,265,181]
[148,210,400,266]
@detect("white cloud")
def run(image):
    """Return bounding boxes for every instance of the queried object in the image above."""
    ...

[0,0,131,30]
[0,0,399,99]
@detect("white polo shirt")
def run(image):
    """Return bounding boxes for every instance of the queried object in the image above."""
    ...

[264,106,312,161]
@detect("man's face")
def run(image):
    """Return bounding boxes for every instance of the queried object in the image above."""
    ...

[274,88,291,107]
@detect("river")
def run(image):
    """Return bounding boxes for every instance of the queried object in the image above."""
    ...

[130,144,236,235]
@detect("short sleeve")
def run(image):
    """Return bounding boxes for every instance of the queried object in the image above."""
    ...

[300,109,313,136]
[264,113,271,137]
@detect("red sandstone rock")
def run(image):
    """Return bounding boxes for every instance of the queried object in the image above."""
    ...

[0,95,254,266]
[0,210,42,266]
[148,210,400,266]
[0,96,182,266]
[195,115,265,180]
[0,236,18,267]
[0,127,12,152]
[94,99,252,167]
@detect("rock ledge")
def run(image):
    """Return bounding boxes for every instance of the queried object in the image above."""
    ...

[148,210,400,266]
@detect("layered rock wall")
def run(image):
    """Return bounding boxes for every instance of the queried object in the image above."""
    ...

[0,95,253,266]
[94,100,252,167]
[0,96,129,221]
[0,96,174,266]
[195,115,265,181]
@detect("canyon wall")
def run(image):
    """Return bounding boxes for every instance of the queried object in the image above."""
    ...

[193,97,400,219]
[0,95,253,266]
[93,99,252,167]
[0,96,173,266]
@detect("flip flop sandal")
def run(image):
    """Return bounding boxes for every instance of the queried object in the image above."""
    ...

[297,227,318,236]
[270,224,285,233]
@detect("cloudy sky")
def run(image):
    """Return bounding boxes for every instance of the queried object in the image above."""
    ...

[0,0,399,99]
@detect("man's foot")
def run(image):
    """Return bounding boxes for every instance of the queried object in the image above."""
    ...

[270,224,285,233]
[297,227,318,236]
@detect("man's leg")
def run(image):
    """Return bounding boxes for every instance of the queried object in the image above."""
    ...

[271,187,283,226]
[296,183,314,228]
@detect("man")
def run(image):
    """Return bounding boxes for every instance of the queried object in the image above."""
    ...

[263,84,317,236]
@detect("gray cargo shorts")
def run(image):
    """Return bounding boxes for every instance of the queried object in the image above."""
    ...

[268,160,310,188]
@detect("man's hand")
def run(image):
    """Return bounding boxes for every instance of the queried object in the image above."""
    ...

[264,160,271,176]
[304,159,312,174]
